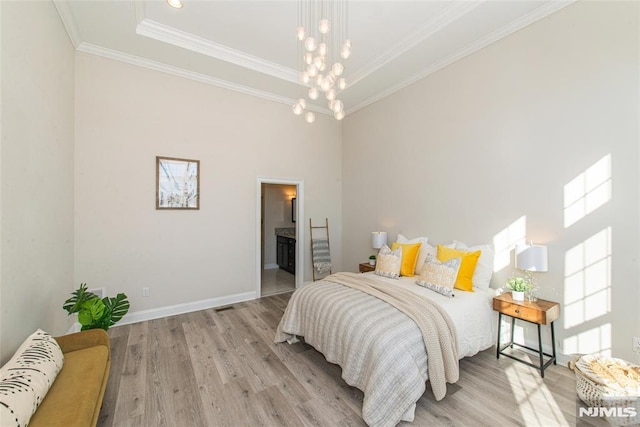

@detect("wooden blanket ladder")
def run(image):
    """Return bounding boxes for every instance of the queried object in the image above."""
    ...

[310,218,332,281]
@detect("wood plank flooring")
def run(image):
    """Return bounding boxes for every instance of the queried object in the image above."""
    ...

[98,292,608,427]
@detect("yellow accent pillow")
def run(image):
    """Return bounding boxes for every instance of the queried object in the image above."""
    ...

[391,242,422,276]
[436,245,481,292]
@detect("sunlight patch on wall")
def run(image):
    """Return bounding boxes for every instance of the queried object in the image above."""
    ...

[499,322,525,347]
[564,227,612,330]
[493,216,526,272]
[563,323,612,357]
[564,154,612,228]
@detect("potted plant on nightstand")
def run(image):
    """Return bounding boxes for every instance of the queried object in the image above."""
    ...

[506,276,532,302]
[369,255,376,266]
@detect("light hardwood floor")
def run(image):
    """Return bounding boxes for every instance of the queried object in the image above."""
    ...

[98,292,608,427]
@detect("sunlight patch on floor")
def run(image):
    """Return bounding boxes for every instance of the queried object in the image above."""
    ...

[505,364,571,426]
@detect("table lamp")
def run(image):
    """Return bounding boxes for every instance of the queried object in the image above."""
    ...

[371,231,387,250]
[371,232,387,265]
[515,242,548,301]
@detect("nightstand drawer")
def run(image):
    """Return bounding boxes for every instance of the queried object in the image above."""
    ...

[493,300,541,323]
[492,293,560,325]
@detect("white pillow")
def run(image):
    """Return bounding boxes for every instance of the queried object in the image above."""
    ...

[452,240,495,291]
[0,329,64,427]
[396,234,436,273]
[416,255,461,298]
[375,244,402,279]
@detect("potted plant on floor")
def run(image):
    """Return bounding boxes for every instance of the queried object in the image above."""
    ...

[63,283,130,331]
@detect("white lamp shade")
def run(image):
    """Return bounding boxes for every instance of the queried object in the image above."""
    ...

[371,232,387,249]
[515,244,548,272]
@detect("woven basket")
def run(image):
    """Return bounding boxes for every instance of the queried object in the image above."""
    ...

[569,354,640,426]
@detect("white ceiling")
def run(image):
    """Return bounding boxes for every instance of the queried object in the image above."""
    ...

[54,0,574,117]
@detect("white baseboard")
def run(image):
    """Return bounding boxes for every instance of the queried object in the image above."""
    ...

[518,337,571,369]
[66,289,573,371]
[116,291,257,326]
[263,263,279,270]
[556,353,571,368]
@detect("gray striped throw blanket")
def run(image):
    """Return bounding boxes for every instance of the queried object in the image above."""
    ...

[311,238,331,274]
[275,272,459,427]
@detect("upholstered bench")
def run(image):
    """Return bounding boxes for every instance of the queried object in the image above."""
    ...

[0,329,111,427]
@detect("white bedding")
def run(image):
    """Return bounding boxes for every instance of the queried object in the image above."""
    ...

[276,272,496,427]
[368,272,496,359]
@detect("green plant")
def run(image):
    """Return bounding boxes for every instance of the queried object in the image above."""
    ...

[369,255,376,260]
[506,276,532,292]
[63,283,130,331]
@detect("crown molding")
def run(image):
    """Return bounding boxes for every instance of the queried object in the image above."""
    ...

[52,0,81,48]
[77,42,290,102]
[347,1,482,89]
[136,18,299,84]
[348,0,576,115]
[76,43,334,116]
[134,0,145,26]
[54,0,573,120]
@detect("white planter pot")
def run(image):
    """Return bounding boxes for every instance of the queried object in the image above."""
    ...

[512,291,525,301]
[369,259,376,266]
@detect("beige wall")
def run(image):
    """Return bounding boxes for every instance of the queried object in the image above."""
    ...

[74,53,342,315]
[342,1,639,361]
[0,1,75,363]
[2,0,637,365]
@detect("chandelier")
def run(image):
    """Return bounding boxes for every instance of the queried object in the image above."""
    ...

[292,0,351,123]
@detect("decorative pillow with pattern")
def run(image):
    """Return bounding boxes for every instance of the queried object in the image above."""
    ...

[0,329,64,427]
[374,244,402,279]
[390,242,422,276]
[436,244,481,292]
[416,255,461,297]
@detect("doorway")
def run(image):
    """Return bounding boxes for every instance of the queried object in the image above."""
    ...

[256,178,304,297]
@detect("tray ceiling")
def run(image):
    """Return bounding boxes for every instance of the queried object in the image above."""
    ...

[54,0,574,117]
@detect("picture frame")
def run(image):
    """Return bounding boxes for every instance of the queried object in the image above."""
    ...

[156,156,200,210]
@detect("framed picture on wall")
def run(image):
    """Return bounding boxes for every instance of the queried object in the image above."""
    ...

[156,156,200,210]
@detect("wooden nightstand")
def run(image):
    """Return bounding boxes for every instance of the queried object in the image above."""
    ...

[493,292,560,377]
[359,262,375,273]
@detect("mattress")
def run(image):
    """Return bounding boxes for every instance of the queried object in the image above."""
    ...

[372,272,496,359]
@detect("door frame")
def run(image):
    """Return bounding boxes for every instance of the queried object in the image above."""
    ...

[256,177,304,297]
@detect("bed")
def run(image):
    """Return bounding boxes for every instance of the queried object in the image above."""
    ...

[275,271,495,427]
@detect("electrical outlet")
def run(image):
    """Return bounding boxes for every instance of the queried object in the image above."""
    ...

[633,337,640,352]
[142,287,150,297]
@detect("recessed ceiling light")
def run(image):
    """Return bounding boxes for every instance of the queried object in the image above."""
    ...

[167,0,183,9]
